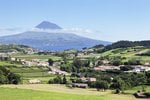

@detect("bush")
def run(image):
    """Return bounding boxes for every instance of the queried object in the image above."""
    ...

[0,70,7,84]
[48,75,64,84]
[96,80,109,91]
[7,73,21,84]
[120,65,134,71]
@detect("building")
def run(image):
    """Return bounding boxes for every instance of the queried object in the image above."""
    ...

[72,83,88,88]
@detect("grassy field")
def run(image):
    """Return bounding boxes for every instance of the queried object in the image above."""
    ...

[100,46,150,62]
[0,61,21,66]
[0,84,146,100]
[126,85,150,94]
[11,54,62,61]
[0,87,104,100]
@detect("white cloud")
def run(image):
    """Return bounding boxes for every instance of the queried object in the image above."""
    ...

[0,27,26,36]
[0,27,104,41]
[30,27,103,40]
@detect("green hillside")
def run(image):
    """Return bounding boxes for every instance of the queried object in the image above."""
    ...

[0,44,37,53]
[100,46,150,62]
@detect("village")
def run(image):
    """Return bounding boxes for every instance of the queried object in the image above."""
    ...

[1,49,150,88]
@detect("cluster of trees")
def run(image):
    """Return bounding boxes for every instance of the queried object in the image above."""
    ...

[73,58,90,68]
[0,66,21,84]
[60,58,91,73]
[48,75,67,84]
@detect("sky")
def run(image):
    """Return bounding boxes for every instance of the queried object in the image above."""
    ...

[0,0,150,42]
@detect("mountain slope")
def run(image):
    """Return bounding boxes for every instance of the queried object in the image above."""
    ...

[0,21,111,51]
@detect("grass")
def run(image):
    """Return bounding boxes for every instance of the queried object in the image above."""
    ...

[99,46,150,63]
[0,61,17,66]
[126,85,150,94]
[0,84,141,100]
[0,87,104,100]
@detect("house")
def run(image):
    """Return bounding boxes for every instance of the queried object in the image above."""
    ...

[80,77,96,82]
[80,77,88,82]
[37,61,49,67]
[28,79,41,84]
[125,65,150,73]
[49,66,69,75]
[94,66,120,71]
[88,78,96,82]
[72,83,88,88]
[10,57,16,61]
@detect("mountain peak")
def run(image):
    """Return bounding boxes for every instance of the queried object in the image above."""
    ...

[36,21,62,29]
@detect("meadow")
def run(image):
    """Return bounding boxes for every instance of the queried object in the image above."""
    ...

[0,84,143,100]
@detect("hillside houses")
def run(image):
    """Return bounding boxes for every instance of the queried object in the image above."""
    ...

[72,83,88,88]
[49,66,69,75]
[21,59,49,67]
[94,66,120,71]
[94,65,150,73]
[79,77,96,83]
[125,65,150,73]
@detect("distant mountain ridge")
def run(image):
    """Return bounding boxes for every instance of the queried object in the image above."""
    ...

[0,21,111,51]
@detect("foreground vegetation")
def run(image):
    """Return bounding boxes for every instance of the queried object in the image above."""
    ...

[0,87,104,100]
[0,84,141,100]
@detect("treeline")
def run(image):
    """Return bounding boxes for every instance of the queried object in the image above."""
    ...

[104,40,150,51]
[0,66,21,84]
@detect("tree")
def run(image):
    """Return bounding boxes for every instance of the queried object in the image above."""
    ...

[73,58,90,69]
[48,58,54,66]
[73,58,82,69]
[0,70,7,84]
[62,75,67,84]
[51,75,62,84]
[111,78,126,93]
[7,73,21,84]
[96,80,109,91]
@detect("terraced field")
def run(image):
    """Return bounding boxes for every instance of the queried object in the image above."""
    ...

[11,54,62,61]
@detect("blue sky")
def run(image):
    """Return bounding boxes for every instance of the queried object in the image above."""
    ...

[0,0,150,42]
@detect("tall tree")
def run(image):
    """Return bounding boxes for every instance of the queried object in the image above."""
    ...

[48,58,54,66]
